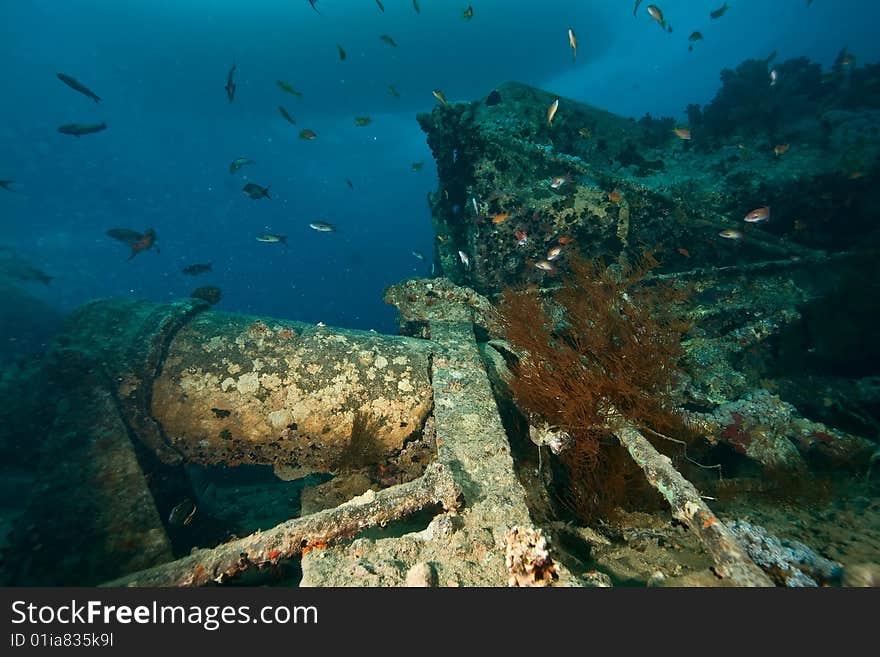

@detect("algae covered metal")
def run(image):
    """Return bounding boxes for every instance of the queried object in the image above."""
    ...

[152,311,434,478]
[417,79,878,295]
[56,298,435,477]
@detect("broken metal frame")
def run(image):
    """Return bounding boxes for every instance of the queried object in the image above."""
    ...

[106,462,461,587]
[110,294,774,587]
[612,421,773,586]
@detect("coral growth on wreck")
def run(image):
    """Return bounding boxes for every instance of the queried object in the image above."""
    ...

[691,52,880,145]
[498,252,693,520]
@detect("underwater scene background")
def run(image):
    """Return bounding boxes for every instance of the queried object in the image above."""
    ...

[2,0,878,346]
[2,1,880,587]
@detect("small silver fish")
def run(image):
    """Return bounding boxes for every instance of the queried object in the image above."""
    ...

[309,221,336,232]
[458,250,470,270]
[256,233,287,243]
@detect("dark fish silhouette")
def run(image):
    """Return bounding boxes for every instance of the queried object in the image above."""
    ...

[182,263,212,276]
[277,80,304,98]
[710,2,729,19]
[243,183,271,199]
[106,228,142,243]
[56,72,101,103]
[229,156,254,174]
[307,0,321,15]
[0,180,16,192]
[106,227,158,260]
[279,105,297,125]
[58,122,106,137]
[225,61,236,103]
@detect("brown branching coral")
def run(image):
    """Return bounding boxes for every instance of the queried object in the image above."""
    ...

[332,410,387,475]
[498,252,693,521]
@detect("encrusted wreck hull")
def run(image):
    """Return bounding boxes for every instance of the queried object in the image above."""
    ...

[418,81,879,295]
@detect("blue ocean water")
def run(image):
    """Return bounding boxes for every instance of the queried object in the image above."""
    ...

[1,0,877,338]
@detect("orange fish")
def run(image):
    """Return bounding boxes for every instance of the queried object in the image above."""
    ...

[492,213,511,224]
[718,229,743,240]
[774,144,790,156]
[535,260,556,273]
[608,190,623,203]
[848,171,864,180]
[673,127,692,140]
[558,236,573,245]
[546,246,563,261]
[677,247,691,258]
[128,228,157,260]
[547,98,559,127]
[647,5,670,31]
[744,206,770,223]
[516,230,529,246]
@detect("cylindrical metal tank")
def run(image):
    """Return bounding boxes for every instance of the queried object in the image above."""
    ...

[152,312,435,478]
[56,299,436,479]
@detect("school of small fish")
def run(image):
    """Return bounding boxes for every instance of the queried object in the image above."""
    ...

[2,1,846,290]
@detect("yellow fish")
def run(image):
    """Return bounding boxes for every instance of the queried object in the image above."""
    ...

[547,98,559,127]
[432,89,449,107]
[568,28,577,62]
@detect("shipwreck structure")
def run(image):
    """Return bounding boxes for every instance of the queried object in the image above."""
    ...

[2,63,879,587]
